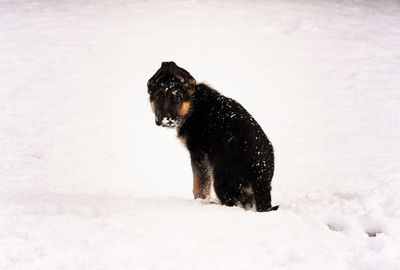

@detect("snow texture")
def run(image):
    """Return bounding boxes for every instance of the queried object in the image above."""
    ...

[1,0,400,269]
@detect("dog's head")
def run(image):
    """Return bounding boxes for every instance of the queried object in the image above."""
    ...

[147,62,196,128]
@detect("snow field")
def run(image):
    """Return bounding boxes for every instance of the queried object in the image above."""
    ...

[0,0,400,269]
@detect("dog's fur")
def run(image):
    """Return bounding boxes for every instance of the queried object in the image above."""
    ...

[147,62,278,212]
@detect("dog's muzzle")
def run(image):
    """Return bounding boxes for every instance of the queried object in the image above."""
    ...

[155,116,178,128]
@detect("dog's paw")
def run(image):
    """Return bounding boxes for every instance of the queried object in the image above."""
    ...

[198,198,218,205]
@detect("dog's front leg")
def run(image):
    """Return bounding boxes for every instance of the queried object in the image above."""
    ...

[190,151,211,199]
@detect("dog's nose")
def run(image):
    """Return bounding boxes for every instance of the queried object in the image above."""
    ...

[155,114,163,126]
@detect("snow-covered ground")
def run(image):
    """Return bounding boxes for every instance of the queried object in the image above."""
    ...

[1,0,400,269]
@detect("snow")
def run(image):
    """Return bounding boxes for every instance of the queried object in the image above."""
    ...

[1,0,400,269]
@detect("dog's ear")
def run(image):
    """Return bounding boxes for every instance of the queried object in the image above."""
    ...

[147,62,171,93]
[147,65,164,94]
[147,62,197,95]
[147,81,154,94]
[162,62,196,95]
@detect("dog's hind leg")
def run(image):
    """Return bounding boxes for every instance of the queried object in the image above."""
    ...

[212,168,241,207]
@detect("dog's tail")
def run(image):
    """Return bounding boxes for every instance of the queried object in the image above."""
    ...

[267,205,279,212]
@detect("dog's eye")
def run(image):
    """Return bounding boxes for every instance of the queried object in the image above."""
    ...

[172,95,182,103]
[154,91,163,100]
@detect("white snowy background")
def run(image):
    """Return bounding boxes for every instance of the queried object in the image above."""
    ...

[1,0,400,269]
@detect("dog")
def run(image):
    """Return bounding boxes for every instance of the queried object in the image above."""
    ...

[147,62,278,212]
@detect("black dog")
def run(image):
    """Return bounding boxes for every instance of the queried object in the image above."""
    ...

[147,62,278,212]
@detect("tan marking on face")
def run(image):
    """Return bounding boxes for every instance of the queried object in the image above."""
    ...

[150,101,156,113]
[186,79,196,96]
[187,88,195,96]
[178,101,191,116]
